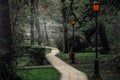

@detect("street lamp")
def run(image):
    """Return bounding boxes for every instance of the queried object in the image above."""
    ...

[92,1,102,79]
[71,19,76,64]
[71,19,76,25]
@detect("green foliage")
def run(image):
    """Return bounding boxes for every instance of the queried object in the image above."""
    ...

[45,48,51,54]
[68,30,87,52]
[107,54,120,73]
[30,48,45,65]
[0,61,21,80]
[9,0,31,46]
[0,49,9,57]
[55,33,64,51]
[14,46,49,67]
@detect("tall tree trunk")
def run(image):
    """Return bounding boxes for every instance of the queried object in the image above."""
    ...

[44,22,50,46]
[30,0,35,45]
[43,12,50,46]
[61,0,68,53]
[0,1,18,80]
[99,23,110,54]
[0,0,12,64]
[30,19,34,45]
[34,0,41,45]
[35,19,41,45]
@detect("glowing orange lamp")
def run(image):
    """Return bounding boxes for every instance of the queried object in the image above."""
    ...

[71,19,76,25]
[93,1,100,12]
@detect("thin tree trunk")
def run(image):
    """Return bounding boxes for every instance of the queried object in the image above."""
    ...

[35,19,41,45]
[30,0,35,45]
[34,0,41,45]
[44,22,50,46]
[43,12,50,46]
[61,0,68,53]
[98,23,110,54]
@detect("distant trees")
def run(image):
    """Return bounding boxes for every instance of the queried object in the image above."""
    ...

[71,0,110,54]
[9,0,43,46]
[9,0,29,46]
[30,0,42,45]
[0,0,40,80]
[49,0,120,55]
[58,0,119,53]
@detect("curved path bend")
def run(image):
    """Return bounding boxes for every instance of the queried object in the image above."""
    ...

[46,47,88,80]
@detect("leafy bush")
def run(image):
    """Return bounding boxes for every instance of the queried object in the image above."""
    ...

[0,61,21,80]
[0,49,21,80]
[29,48,45,65]
[107,54,120,73]
[14,46,48,66]
[69,31,87,52]
[55,31,87,52]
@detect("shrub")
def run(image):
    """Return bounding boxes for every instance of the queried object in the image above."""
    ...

[30,48,45,65]
[55,31,87,52]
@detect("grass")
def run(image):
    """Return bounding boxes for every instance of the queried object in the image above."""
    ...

[17,67,60,80]
[45,48,51,54]
[50,40,57,47]
[16,47,60,80]
[56,52,120,80]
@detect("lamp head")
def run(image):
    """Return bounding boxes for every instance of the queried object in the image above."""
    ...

[71,19,76,25]
[93,1,100,12]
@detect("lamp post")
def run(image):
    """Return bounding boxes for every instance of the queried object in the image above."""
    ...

[71,19,76,64]
[92,1,102,79]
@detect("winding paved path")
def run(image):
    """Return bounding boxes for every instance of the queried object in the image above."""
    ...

[46,47,88,80]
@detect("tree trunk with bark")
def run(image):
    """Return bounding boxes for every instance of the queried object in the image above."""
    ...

[0,1,21,80]
[0,0,12,64]
[30,0,35,45]
[34,0,41,45]
[98,23,110,54]
[61,0,68,53]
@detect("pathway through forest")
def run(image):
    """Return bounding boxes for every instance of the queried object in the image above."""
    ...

[46,47,88,80]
